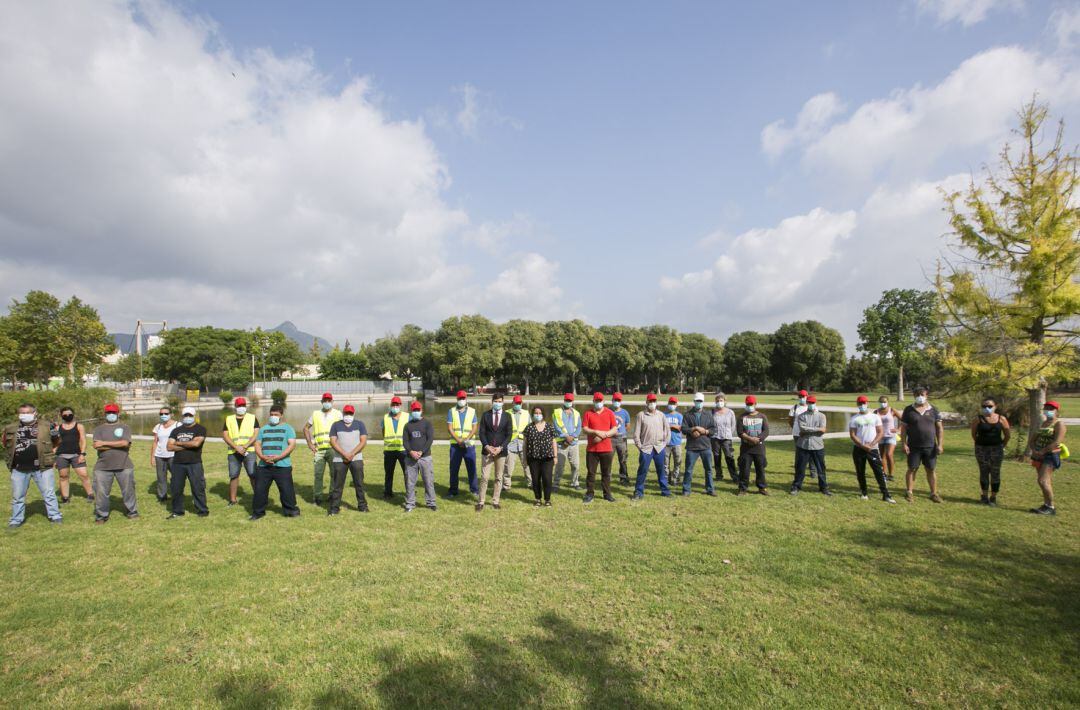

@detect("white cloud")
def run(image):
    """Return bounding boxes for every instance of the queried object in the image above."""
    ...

[916,0,1024,27]
[456,83,481,137]
[796,46,1080,182]
[761,92,846,158]
[1051,6,1080,50]
[430,83,523,139]
[461,213,534,252]
[0,0,557,343]
[481,253,568,321]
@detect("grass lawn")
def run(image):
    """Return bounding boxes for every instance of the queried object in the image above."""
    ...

[1,429,1077,708]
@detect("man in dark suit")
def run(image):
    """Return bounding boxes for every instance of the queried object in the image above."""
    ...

[477,393,513,511]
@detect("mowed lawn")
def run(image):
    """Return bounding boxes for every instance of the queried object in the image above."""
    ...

[1,429,1077,708]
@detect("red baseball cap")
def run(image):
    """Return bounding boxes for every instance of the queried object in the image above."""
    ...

[234,397,247,407]
[410,401,423,411]
[798,389,808,397]
[343,405,355,414]
[1045,400,1060,410]
[390,396,402,405]
[745,395,757,405]
[513,395,523,404]
[593,392,604,401]
[856,395,869,404]
[104,403,119,414]
[321,392,333,401]
[564,393,574,401]
[646,393,657,402]
[668,396,679,404]
[806,395,817,404]
[613,392,623,401]
[456,390,467,399]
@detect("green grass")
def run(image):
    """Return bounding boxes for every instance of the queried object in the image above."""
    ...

[2,430,1077,708]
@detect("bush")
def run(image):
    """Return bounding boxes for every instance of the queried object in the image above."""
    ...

[271,389,287,408]
[165,394,181,412]
[218,390,233,406]
[948,390,1028,427]
[0,387,117,422]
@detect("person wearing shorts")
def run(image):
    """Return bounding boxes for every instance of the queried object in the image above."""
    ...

[876,396,900,481]
[222,397,259,507]
[1026,401,1066,516]
[899,386,944,503]
[54,406,93,503]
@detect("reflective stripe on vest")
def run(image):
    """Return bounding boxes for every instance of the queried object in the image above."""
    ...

[509,410,528,441]
[383,413,407,451]
[225,413,257,448]
[449,407,477,443]
[311,409,342,449]
[552,408,581,437]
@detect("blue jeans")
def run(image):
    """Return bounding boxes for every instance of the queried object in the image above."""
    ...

[448,444,477,495]
[635,449,671,496]
[10,468,62,525]
[683,448,715,494]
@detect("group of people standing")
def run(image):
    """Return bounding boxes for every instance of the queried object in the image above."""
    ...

[2,385,1068,527]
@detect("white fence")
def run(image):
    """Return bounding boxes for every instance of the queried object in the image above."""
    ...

[245,380,421,396]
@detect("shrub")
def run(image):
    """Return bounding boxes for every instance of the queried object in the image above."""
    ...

[271,389,287,409]
[0,387,117,422]
[218,390,233,406]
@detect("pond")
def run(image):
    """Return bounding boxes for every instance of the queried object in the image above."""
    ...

[125,401,856,441]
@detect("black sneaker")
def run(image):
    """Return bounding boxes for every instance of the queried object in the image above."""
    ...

[248,514,263,521]
[988,496,997,507]
[1030,504,1056,516]
[314,496,323,506]
[426,505,437,511]
[50,518,63,525]
[821,489,833,496]
[583,494,594,504]
[706,491,717,497]
[603,494,616,502]
[125,512,140,519]
[86,494,94,502]
[632,492,644,500]
[327,510,339,516]
[60,496,70,504]
[980,495,989,505]
[166,513,183,520]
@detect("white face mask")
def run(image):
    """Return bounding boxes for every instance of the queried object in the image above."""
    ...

[879,402,888,410]
[745,405,755,413]
[667,404,676,412]
[322,402,332,411]
[182,416,195,425]
[613,401,621,409]
[105,413,119,423]
[647,402,657,412]
[235,406,247,416]
[18,413,34,424]
[798,398,807,406]
[268,415,281,425]
[343,415,354,425]
[857,404,868,413]
[410,411,421,421]
[593,401,604,410]
[390,406,400,415]
[715,400,725,409]
[915,395,927,405]
[533,413,543,423]
[457,399,467,409]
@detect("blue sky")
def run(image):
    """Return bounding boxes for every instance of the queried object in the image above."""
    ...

[1,0,1078,347]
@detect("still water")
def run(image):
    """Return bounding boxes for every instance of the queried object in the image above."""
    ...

[125,402,855,440]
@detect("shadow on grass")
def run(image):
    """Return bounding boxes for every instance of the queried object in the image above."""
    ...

[370,611,664,709]
[839,524,1080,652]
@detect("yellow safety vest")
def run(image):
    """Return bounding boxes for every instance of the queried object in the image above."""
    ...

[509,410,529,441]
[311,409,342,450]
[225,413,257,449]
[448,406,477,444]
[383,413,407,452]
[552,408,581,437]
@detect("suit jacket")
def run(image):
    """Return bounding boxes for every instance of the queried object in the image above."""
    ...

[479,409,514,452]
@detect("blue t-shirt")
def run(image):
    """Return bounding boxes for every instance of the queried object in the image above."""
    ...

[665,411,683,446]
[613,408,631,437]
[257,423,296,467]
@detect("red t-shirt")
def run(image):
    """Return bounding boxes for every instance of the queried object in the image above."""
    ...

[583,407,618,453]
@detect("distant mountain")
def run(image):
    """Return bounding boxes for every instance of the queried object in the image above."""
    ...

[109,333,150,355]
[270,321,332,353]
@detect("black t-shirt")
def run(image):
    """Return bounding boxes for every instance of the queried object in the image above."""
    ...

[12,422,40,470]
[900,405,941,449]
[170,423,207,464]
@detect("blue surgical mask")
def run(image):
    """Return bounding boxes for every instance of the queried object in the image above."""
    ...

[593,401,604,410]
[715,400,725,409]
[798,398,807,406]
[745,405,755,413]
[982,406,994,415]
[182,416,195,425]
[390,406,400,416]
[693,401,704,410]
[410,411,421,421]
[667,404,676,412]
[159,414,170,423]
[808,404,817,412]
[915,395,927,405]
[322,402,332,411]
[1044,409,1056,420]
[533,413,543,423]
[613,401,621,409]
[105,413,119,423]
[858,404,868,414]
[492,402,503,412]
[268,415,281,426]
[513,404,522,412]
[563,401,573,409]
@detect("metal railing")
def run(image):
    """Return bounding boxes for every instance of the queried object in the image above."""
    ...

[244,380,421,396]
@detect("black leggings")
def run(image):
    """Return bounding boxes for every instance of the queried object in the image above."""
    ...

[529,458,554,501]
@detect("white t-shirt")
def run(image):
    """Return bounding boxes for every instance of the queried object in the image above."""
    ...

[849,412,882,447]
[152,421,179,458]
[789,403,808,436]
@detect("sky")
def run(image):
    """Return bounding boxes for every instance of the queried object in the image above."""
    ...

[1,0,1079,350]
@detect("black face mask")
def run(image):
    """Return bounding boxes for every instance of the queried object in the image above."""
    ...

[61,413,74,422]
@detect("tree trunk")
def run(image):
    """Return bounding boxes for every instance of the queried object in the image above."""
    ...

[571,374,577,396]
[897,365,905,402]
[1027,383,1047,439]
[524,374,531,396]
